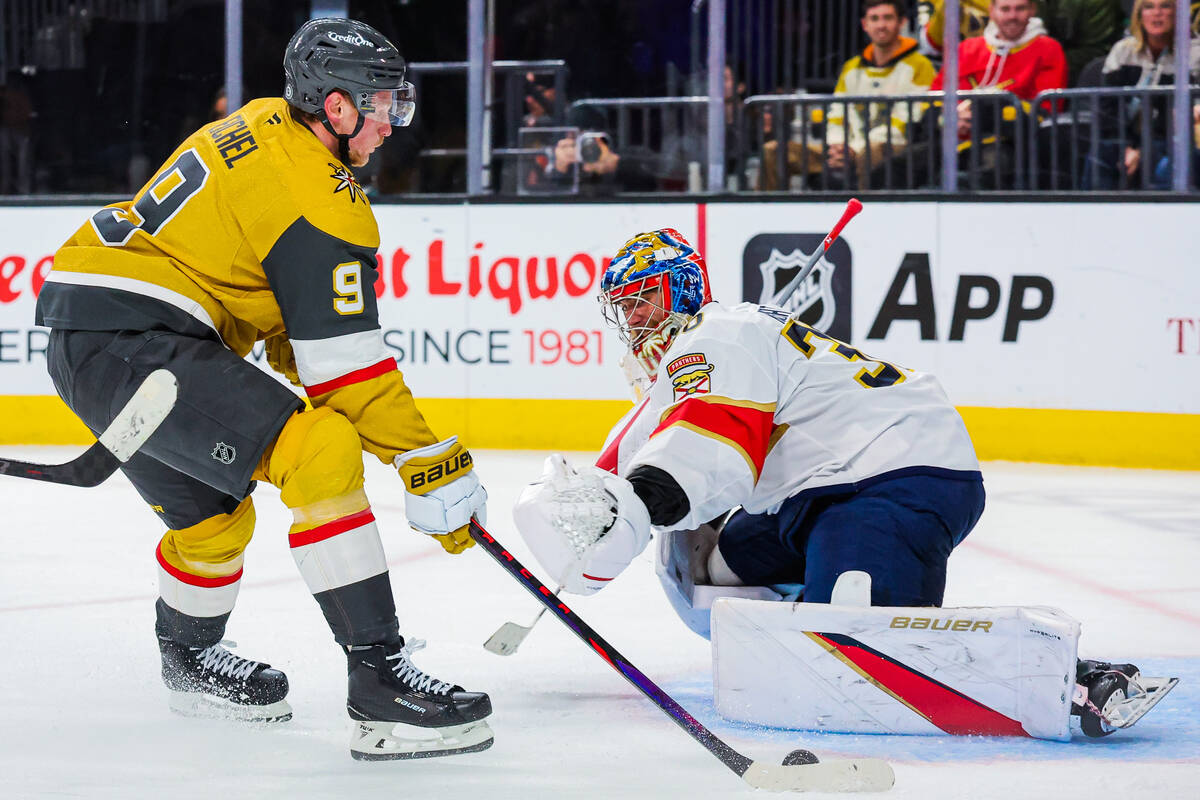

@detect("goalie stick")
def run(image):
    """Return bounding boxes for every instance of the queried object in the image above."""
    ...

[468,519,894,793]
[0,369,178,488]
[482,583,565,656]
[770,197,863,308]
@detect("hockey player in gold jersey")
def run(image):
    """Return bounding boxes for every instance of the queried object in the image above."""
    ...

[35,18,493,760]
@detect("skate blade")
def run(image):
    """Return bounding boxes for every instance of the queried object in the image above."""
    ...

[1108,676,1180,729]
[168,691,293,723]
[350,719,494,761]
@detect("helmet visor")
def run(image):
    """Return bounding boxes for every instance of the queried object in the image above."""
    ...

[356,82,416,127]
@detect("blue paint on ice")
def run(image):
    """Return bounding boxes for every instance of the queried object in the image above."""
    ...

[664,657,1199,763]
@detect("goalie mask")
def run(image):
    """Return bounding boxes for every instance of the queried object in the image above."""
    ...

[599,228,711,378]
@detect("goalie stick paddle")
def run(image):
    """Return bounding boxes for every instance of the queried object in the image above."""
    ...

[483,584,564,656]
[770,197,863,308]
[0,369,178,488]
[468,519,894,793]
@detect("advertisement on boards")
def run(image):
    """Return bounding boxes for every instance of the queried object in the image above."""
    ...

[0,202,1195,418]
[707,202,1197,415]
[0,203,698,402]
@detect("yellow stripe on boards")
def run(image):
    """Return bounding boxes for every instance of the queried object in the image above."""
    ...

[957,407,1200,471]
[0,396,94,444]
[0,396,1195,470]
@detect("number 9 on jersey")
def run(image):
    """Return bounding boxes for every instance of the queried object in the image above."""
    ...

[333,261,364,315]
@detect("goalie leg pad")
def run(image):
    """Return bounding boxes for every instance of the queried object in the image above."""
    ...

[712,598,1080,740]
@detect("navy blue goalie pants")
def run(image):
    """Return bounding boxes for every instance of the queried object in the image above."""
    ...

[717,472,986,607]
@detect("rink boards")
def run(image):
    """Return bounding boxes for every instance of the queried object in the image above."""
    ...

[0,200,1194,468]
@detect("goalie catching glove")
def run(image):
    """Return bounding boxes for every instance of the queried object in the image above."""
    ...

[395,436,487,554]
[513,454,651,595]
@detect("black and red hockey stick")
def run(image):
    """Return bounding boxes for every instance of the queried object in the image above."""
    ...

[468,519,894,793]
[0,369,177,487]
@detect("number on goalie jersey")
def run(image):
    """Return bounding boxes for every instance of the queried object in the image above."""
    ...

[588,227,985,612]
[32,18,491,761]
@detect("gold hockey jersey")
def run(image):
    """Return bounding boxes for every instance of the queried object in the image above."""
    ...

[36,97,437,463]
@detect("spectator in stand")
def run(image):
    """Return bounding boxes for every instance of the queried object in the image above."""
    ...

[928,0,1068,188]
[762,0,935,190]
[931,0,1068,115]
[545,129,658,195]
[1090,0,1200,188]
[541,107,658,195]
[916,0,1124,83]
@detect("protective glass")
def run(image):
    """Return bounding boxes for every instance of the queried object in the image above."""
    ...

[356,82,416,126]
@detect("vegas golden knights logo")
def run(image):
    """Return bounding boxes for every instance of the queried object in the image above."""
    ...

[329,163,365,203]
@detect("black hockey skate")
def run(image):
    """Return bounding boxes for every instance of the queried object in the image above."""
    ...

[1071,659,1179,738]
[159,638,292,723]
[346,637,493,761]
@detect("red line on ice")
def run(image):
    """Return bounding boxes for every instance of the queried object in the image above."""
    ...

[963,538,1200,628]
[0,549,440,614]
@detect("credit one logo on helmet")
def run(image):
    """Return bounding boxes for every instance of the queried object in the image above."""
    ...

[741,233,852,342]
[327,31,374,47]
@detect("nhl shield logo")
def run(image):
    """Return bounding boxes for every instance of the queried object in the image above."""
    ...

[742,232,852,342]
[211,442,237,465]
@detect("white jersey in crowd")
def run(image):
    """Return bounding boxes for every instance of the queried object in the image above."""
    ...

[596,302,981,531]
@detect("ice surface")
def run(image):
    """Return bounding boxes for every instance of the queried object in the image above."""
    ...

[1,450,1197,798]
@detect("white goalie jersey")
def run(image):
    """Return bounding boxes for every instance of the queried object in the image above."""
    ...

[597,302,981,531]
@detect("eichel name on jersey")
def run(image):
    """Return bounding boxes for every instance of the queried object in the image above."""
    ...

[596,302,982,533]
[36,98,438,463]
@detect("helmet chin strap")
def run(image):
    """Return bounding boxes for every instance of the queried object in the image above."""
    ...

[320,110,366,166]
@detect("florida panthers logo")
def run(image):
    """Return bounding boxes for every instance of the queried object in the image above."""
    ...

[666,353,714,401]
[329,163,365,203]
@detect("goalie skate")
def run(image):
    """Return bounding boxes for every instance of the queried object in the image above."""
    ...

[346,638,494,761]
[1072,659,1179,738]
[159,638,292,723]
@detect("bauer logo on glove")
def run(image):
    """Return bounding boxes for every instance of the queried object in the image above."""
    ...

[394,436,488,554]
[404,449,473,492]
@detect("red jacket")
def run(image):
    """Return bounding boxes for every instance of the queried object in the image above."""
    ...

[932,33,1068,104]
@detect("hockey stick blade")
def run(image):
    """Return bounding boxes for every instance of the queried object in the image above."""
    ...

[770,198,863,308]
[468,519,894,793]
[744,758,895,793]
[0,369,177,487]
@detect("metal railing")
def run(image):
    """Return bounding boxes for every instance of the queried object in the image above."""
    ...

[406,59,568,192]
[1029,85,1199,191]
[2,0,167,79]
[692,0,867,96]
[743,90,1026,192]
[563,97,711,192]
